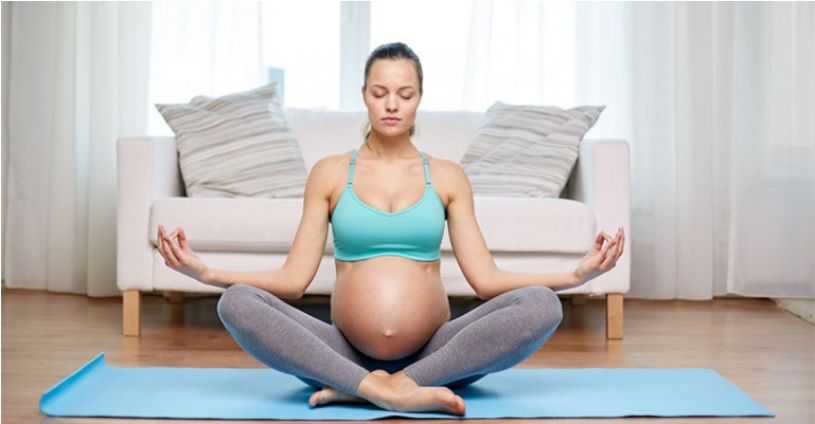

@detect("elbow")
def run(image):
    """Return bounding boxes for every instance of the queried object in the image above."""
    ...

[466,266,501,301]
[274,286,305,300]
[278,279,308,300]
[283,289,305,300]
[473,286,496,301]
[284,274,313,300]
[469,277,497,301]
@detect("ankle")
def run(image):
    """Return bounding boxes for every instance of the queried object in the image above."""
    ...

[357,371,400,410]
[389,371,419,387]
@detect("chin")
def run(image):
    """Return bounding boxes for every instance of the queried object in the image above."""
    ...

[373,127,410,139]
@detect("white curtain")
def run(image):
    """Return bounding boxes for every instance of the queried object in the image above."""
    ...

[3,2,152,296]
[464,2,814,299]
[147,1,264,135]
[463,2,577,111]
[2,2,264,296]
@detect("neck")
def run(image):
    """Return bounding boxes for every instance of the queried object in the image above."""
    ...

[363,132,417,159]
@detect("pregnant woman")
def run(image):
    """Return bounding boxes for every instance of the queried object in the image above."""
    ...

[157,42,624,416]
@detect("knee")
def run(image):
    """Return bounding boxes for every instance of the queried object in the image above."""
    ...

[217,284,257,325]
[517,286,564,332]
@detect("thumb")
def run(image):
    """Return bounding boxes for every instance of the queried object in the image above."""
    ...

[177,228,189,249]
[593,232,607,251]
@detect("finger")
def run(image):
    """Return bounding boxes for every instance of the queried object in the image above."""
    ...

[597,234,613,261]
[157,227,173,262]
[162,241,179,267]
[601,229,621,257]
[594,231,611,251]
[161,232,181,267]
[604,230,626,268]
[167,238,186,264]
[600,239,619,269]
[167,230,191,263]
[177,228,189,250]
[593,233,604,250]
[616,228,625,258]
[158,225,169,249]
[157,225,164,252]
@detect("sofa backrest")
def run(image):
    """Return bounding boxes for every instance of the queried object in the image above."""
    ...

[414,111,483,163]
[285,108,483,169]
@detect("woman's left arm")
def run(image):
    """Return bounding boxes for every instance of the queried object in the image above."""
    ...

[440,160,624,300]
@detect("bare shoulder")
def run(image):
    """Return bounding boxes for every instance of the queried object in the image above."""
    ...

[426,155,468,180]
[426,155,472,204]
[309,152,353,181]
[306,151,354,195]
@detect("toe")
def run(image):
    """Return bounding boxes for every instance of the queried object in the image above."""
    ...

[308,391,323,407]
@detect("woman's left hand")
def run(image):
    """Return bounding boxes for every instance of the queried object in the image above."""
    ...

[574,228,625,286]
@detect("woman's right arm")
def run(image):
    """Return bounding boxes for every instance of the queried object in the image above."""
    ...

[157,157,340,299]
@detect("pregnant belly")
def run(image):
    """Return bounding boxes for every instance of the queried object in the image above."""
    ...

[331,257,450,361]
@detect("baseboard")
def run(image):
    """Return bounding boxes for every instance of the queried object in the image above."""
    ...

[773,298,815,324]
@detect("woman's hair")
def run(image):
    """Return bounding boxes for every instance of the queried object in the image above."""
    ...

[363,42,423,139]
[364,42,424,95]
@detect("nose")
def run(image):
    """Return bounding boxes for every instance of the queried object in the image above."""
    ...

[385,95,398,112]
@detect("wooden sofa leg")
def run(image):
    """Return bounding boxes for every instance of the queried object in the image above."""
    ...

[168,291,185,304]
[606,293,624,340]
[123,290,142,337]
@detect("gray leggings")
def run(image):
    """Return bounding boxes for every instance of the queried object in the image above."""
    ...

[217,284,563,396]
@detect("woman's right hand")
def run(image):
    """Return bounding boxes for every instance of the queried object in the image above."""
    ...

[157,225,211,283]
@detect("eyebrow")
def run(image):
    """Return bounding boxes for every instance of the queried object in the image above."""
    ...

[370,85,415,92]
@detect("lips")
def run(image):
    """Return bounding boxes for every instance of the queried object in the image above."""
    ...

[382,117,401,124]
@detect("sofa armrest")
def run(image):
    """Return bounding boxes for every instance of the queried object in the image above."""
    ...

[563,139,631,295]
[116,137,184,292]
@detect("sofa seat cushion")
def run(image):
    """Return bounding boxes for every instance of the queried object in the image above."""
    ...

[442,197,595,254]
[150,197,595,255]
[150,198,318,253]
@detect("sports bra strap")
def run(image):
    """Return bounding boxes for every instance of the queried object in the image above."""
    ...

[420,152,431,185]
[348,148,430,185]
[347,149,360,185]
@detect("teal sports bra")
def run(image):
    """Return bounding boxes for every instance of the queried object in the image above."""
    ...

[330,149,446,262]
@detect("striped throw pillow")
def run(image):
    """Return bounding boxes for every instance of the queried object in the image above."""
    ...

[156,83,308,198]
[461,102,604,198]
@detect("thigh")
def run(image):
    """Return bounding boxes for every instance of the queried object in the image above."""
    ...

[402,286,562,388]
[219,285,366,365]
[406,286,561,370]
[413,288,530,359]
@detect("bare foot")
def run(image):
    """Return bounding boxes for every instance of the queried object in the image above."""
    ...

[356,370,466,416]
[309,370,389,407]
[309,386,365,407]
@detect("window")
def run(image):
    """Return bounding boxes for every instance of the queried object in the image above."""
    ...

[261,1,340,109]
[370,3,471,111]
[258,2,580,112]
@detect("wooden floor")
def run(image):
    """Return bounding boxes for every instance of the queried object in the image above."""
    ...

[2,289,814,424]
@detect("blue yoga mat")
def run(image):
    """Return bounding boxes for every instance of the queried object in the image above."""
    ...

[40,353,773,420]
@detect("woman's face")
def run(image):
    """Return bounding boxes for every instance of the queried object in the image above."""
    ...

[362,59,421,139]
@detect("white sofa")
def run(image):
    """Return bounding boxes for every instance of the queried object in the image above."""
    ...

[117,109,630,338]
